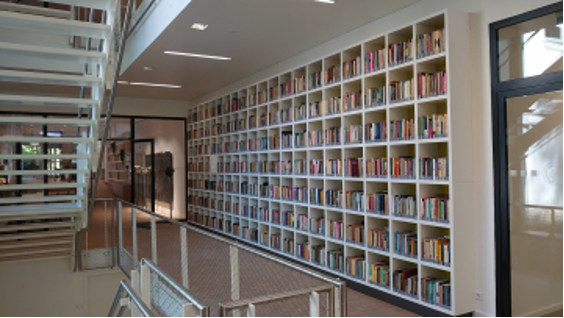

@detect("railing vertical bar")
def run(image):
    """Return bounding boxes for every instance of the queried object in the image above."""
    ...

[111,199,116,268]
[117,200,123,264]
[247,304,255,317]
[310,291,319,317]
[230,246,240,317]
[150,214,157,264]
[132,207,138,265]
[180,226,189,289]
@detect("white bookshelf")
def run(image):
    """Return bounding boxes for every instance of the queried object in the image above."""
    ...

[105,141,131,183]
[186,10,473,316]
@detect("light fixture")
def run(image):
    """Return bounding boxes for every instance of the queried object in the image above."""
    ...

[117,81,181,88]
[315,0,335,3]
[164,51,232,61]
[143,66,153,71]
[191,23,208,30]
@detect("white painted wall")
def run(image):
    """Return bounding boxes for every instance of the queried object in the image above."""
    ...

[188,0,561,316]
[0,257,126,317]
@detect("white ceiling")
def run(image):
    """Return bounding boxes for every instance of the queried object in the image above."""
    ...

[117,0,419,101]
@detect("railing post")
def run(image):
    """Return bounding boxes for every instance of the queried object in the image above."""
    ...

[130,269,141,317]
[140,264,151,310]
[180,227,189,289]
[230,246,240,317]
[151,214,157,264]
[310,291,319,317]
[117,201,123,266]
[132,207,138,266]
[247,304,255,317]
[183,303,197,317]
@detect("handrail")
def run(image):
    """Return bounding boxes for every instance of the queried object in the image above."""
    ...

[139,258,208,314]
[218,284,335,316]
[88,0,135,229]
[108,280,154,317]
[117,199,345,289]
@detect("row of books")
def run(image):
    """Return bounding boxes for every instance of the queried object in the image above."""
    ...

[343,90,362,111]
[393,268,417,297]
[420,196,449,222]
[344,125,362,143]
[421,277,451,308]
[417,71,447,98]
[343,56,362,79]
[369,263,389,286]
[416,29,445,58]
[242,226,258,242]
[365,49,386,73]
[281,186,308,202]
[394,231,418,257]
[310,71,322,90]
[347,256,366,279]
[327,249,344,272]
[310,217,325,235]
[390,118,415,140]
[366,157,388,177]
[365,86,386,107]
[310,188,343,207]
[328,219,344,239]
[388,40,413,66]
[419,114,448,139]
[345,191,364,211]
[368,192,389,215]
[325,65,340,85]
[389,79,414,102]
[420,157,449,180]
[297,242,309,259]
[188,162,209,172]
[297,214,308,231]
[326,127,342,145]
[422,236,450,265]
[365,121,386,142]
[312,245,325,265]
[346,223,364,244]
[368,228,389,250]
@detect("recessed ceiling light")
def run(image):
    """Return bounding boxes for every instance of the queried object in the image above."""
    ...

[117,81,181,88]
[164,51,232,61]
[191,23,208,30]
[143,66,153,71]
[315,0,335,3]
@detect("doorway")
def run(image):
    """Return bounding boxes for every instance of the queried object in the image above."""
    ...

[490,3,563,316]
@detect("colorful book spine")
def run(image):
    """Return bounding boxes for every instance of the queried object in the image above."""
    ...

[345,191,364,211]
[309,159,323,175]
[421,277,451,308]
[343,56,361,79]
[344,125,363,143]
[368,228,389,251]
[389,79,414,102]
[328,219,344,239]
[369,262,390,287]
[394,231,418,258]
[417,70,447,98]
[416,28,445,58]
[327,249,344,272]
[419,157,449,180]
[346,256,366,279]
[367,192,389,215]
[309,217,325,235]
[388,39,413,66]
[422,237,451,265]
[394,194,416,218]
[297,241,309,260]
[390,118,415,140]
[346,223,364,244]
[391,157,414,179]
[419,195,449,222]
[311,245,326,265]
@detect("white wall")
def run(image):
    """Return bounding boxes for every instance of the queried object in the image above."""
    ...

[187,0,561,315]
[112,96,189,118]
[0,257,126,317]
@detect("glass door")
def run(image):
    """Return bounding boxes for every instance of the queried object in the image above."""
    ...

[505,90,563,316]
[132,139,155,212]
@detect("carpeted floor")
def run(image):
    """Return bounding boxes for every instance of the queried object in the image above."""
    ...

[86,181,419,317]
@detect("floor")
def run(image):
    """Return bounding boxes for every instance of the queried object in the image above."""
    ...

[87,181,418,317]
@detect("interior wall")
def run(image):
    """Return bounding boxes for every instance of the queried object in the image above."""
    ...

[135,118,186,219]
[0,257,126,317]
[186,0,560,315]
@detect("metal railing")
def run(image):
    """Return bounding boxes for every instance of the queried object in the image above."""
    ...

[115,199,347,317]
[109,280,154,317]
[79,198,117,270]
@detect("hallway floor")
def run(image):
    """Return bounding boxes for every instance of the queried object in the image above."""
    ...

[88,181,419,317]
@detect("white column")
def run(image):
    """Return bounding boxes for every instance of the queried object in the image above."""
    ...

[132,207,138,266]
[247,304,256,317]
[130,269,141,317]
[151,214,157,264]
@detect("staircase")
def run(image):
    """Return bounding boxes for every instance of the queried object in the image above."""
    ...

[0,0,122,262]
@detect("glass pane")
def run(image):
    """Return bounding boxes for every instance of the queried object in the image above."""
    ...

[133,141,153,211]
[498,10,563,82]
[507,90,563,316]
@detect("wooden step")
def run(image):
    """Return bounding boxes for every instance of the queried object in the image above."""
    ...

[0,70,102,87]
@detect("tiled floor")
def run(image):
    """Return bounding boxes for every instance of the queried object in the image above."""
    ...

[87,181,419,317]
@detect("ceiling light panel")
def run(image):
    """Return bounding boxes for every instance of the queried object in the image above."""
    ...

[164,51,232,60]
[315,0,335,4]
[191,23,208,30]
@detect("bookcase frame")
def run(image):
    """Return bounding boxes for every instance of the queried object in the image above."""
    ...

[187,9,474,315]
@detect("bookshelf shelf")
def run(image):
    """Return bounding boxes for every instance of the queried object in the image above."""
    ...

[187,9,473,316]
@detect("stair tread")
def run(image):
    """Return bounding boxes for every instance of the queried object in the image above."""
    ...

[0,10,110,39]
[0,169,90,176]
[0,229,74,241]
[42,0,113,11]
[0,41,105,58]
[0,2,71,19]
[0,239,73,250]
[0,221,75,232]
[0,202,81,213]
[0,154,90,160]
[0,136,92,143]
[0,93,98,106]
[0,69,102,87]
[0,115,96,125]
[0,195,83,205]
[0,182,88,191]
[0,247,72,258]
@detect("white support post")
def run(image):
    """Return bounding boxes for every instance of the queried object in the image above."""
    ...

[334,287,341,318]
[151,214,157,264]
[117,201,123,255]
[132,207,138,266]
[310,291,319,317]
[183,303,197,317]
[180,227,189,289]
[247,304,256,317]
[140,264,151,309]
[130,269,141,317]
[230,246,240,317]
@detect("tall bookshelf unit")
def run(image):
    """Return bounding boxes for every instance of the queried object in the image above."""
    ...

[187,10,474,315]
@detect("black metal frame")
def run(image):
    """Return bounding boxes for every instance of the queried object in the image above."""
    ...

[489,2,563,316]
[131,138,156,213]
